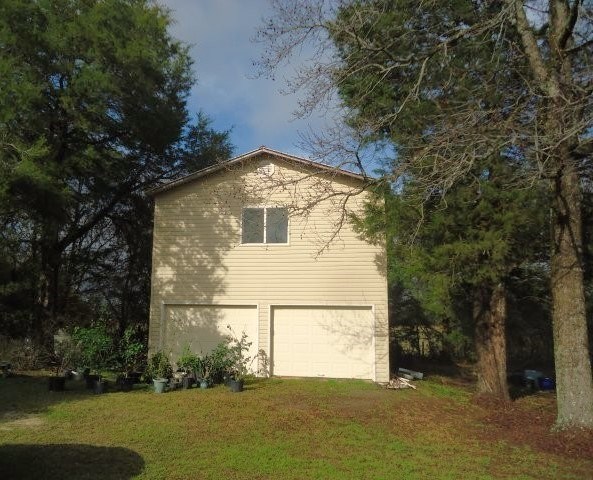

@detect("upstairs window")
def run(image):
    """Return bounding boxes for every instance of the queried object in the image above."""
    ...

[242,207,288,244]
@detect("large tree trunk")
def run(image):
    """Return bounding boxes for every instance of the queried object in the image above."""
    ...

[512,0,593,429]
[473,284,509,401]
[36,222,62,346]
[550,162,593,429]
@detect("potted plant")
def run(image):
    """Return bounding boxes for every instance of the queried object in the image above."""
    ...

[176,345,198,389]
[116,326,145,391]
[48,335,80,392]
[208,341,234,386]
[71,368,86,382]
[72,323,114,394]
[146,351,172,393]
[194,355,212,389]
[226,327,252,393]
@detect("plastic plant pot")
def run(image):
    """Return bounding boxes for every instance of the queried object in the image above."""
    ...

[228,379,244,393]
[153,378,168,394]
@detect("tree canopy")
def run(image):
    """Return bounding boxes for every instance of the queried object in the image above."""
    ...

[0,0,233,341]
[258,0,593,429]
[356,155,548,399]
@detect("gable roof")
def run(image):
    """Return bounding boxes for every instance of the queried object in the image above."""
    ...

[146,146,368,196]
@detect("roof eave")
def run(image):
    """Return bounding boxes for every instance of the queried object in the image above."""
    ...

[145,146,370,197]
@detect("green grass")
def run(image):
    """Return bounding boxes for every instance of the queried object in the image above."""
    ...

[0,374,590,479]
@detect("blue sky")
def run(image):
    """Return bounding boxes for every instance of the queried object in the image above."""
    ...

[160,0,329,158]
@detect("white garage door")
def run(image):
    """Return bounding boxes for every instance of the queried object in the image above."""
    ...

[165,304,258,369]
[271,306,375,379]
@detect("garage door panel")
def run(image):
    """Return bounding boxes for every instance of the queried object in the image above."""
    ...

[272,306,374,379]
[165,305,258,371]
[293,326,312,336]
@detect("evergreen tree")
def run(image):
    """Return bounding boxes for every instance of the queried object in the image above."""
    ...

[0,0,233,340]
[258,0,593,429]
[357,157,547,400]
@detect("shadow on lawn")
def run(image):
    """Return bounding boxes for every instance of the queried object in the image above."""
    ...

[0,444,144,479]
[0,374,148,421]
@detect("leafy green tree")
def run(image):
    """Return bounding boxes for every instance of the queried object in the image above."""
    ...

[357,157,547,400]
[72,323,115,374]
[0,0,233,341]
[259,0,593,429]
[178,112,234,175]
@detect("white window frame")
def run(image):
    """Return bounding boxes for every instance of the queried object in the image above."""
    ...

[241,206,290,245]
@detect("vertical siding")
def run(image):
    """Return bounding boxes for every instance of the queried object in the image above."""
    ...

[149,155,389,382]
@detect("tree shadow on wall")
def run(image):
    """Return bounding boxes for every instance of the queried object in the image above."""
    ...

[153,172,266,362]
[0,444,144,480]
[270,306,379,378]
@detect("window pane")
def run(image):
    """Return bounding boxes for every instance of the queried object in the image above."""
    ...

[242,208,264,243]
[266,208,288,243]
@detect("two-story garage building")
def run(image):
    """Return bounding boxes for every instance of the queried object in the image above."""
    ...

[147,146,389,382]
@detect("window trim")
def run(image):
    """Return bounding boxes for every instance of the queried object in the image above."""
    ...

[240,205,290,246]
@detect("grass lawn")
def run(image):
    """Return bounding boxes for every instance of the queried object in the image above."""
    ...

[0,373,591,479]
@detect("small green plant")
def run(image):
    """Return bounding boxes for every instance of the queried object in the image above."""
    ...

[226,326,252,381]
[176,345,199,375]
[146,351,173,380]
[194,355,212,382]
[208,341,234,383]
[72,323,114,377]
[53,335,81,376]
[118,326,145,374]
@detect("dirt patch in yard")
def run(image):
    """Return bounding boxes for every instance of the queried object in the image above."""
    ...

[473,393,593,460]
[306,380,593,464]
[0,411,45,431]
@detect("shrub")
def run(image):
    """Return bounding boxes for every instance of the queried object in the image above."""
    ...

[72,324,115,374]
[226,327,253,381]
[176,345,199,374]
[0,336,47,371]
[53,335,81,375]
[194,355,212,382]
[118,326,145,373]
[146,351,173,380]
[208,341,234,384]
